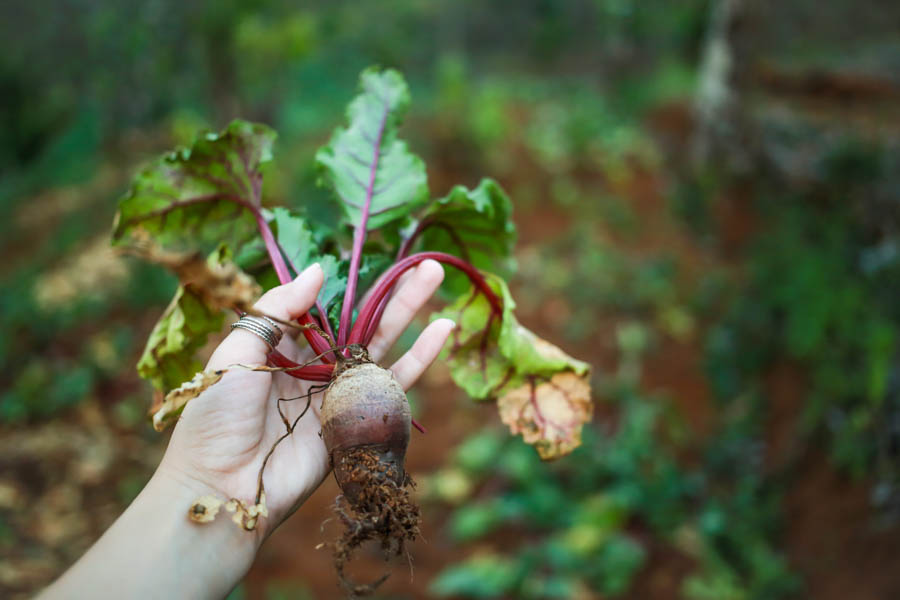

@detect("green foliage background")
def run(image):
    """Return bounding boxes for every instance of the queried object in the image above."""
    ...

[2,0,900,598]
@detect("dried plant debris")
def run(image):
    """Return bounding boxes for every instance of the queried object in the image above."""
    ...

[188,493,268,531]
[497,371,593,460]
[152,369,226,432]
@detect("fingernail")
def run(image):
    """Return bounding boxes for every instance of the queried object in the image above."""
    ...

[296,262,321,280]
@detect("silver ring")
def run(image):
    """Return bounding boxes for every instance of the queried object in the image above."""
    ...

[231,314,284,351]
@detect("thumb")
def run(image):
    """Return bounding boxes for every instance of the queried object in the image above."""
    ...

[207,263,324,371]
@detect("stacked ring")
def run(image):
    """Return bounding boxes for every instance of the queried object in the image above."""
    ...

[230,314,284,351]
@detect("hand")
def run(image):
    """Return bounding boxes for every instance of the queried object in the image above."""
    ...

[158,260,452,542]
[41,260,451,600]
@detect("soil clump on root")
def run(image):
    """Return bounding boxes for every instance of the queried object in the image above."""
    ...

[331,445,420,596]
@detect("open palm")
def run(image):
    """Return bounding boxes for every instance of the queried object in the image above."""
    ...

[158,260,451,541]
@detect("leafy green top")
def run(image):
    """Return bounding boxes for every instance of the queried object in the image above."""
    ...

[113,121,276,254]
[114,67,592,459]
[315,68,429,231]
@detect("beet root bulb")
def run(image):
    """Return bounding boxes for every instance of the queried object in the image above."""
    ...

[320,346,420,596]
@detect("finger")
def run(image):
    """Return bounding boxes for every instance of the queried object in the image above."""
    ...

[368,260,444,361]
[358,259,418,309]
[389,318,455,390]
[207,264,324,370]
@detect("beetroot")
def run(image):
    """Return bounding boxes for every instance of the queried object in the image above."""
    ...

[320,345,419,594]
[322,346,411,503]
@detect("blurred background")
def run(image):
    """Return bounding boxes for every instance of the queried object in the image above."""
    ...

[2,0,900,598]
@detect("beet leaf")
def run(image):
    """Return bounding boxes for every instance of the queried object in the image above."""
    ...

[315,68,428,232]
[401,178,517,294]
[437,274,591,458]
[138,285,223,395]
[113,120,277,256]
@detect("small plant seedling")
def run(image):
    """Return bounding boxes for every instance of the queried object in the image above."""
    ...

[112,68,591,594]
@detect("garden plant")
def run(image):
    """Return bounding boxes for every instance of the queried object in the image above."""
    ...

[111,67,591,594]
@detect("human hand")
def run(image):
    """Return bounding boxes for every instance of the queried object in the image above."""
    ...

[40,260,451,600]
[157,260,452,543]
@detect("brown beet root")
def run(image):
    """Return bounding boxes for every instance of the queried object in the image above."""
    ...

[322,357,411,502]
[320,345,420,596]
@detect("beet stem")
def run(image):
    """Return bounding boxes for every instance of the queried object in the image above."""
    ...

[250,205,333,357]
[397,217,472,264]
[349,251,503,346]
[337,98,392,348]
[268,350,334,381]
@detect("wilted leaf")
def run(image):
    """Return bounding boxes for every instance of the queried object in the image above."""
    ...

[412,179,517,294]
[138,286,223,393]
[128,241,262,313]
[189,495,224,523]
[438,274,591,397]
[436,273,592,457]
[227,493,269,531]
[113,119,276,254]
[152,369,226,431]
[497,371,592,460]
[190,493,268,531]
[316,68,428,231]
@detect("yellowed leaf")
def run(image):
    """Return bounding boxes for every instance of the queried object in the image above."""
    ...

[152,369,226,431]
[497,371,592,460]
[224,493,268,531]
[188,492,268,531]
[188,495,224,523]
[123,235,261,313]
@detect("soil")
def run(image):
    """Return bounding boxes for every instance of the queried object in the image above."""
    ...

[330,446,420,597]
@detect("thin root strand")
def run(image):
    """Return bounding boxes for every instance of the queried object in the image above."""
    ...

[326,447,420,597]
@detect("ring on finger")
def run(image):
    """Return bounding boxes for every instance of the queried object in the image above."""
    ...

[230,314,284,352]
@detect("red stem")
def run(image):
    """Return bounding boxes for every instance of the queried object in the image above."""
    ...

[396,219,426,260]
[268,350,335,382]
[349,251,503,346]
[250,207,332,358]
[337,99,391,347]
[366,220,473,342]
[361,292,392,345]
[252,208,292,284]
[277,239,336,361]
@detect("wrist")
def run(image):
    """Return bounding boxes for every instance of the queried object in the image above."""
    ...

[150,459,265,548]
[42,462,261,600]
[134,465,262,597]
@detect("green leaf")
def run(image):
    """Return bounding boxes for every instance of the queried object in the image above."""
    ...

[438,273,590,397]
[356,252,394,297]
[415,178,517,293]
[272,207,344,309]
[437,274,592,459]
[113,120,276,254]
[137,286,223,392]
[315,68,428,231]
[275,204,392,331]
[431,554,519,598]
[450,499,507,541]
